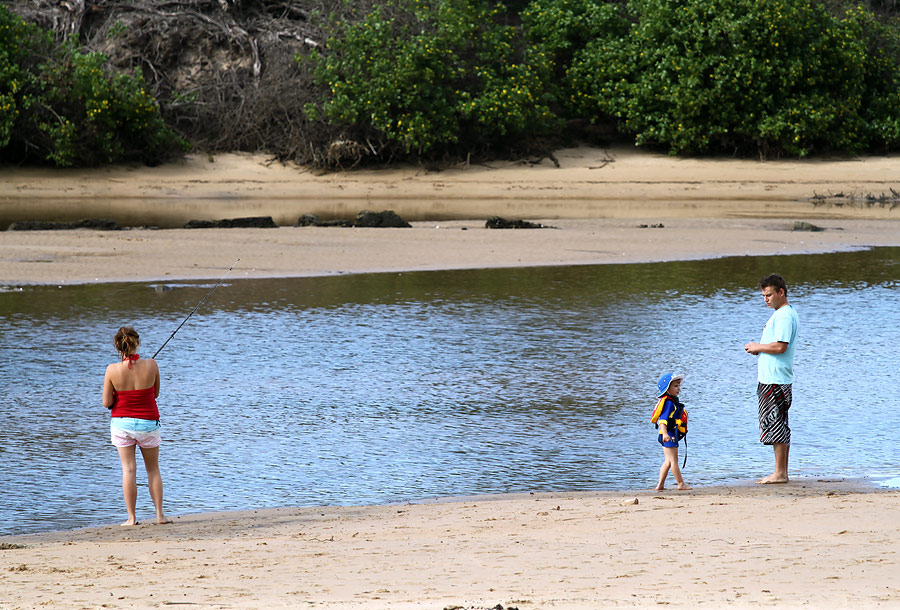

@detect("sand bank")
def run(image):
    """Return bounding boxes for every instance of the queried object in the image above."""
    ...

[1,146,899,285]
[3,146,900,226]
[2,481,898,609]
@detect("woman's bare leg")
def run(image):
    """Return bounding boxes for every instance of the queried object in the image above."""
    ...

[140,446,171,524]
[116,446,138,525]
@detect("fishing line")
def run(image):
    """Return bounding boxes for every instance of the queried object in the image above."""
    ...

[152,259,240,359]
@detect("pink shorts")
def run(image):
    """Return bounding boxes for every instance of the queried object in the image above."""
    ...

[110,417,161,448]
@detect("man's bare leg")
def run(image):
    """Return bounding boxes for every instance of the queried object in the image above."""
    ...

[758,443,789,484]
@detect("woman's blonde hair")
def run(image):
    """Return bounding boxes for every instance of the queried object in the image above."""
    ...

[114,326,140,356]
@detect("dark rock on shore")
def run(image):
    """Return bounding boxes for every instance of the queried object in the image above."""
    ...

[185,216,278,229]
[7,218,121,231]
[298,210,411,228]
[354,210,412,228]
[485,216,550,229]
[296,214,353,227]
[218,216,278,228]
[184,219,218,229]
[792,221,825,232]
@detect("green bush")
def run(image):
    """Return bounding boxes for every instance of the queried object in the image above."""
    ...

[0,5,186,167]
[845,5,900,149]
[526,0,900,157]
[304,0,559,161]
[0,6,50,151]
[521,0,629,80]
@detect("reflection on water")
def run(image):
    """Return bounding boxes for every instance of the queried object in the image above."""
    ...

[1,248,898,535]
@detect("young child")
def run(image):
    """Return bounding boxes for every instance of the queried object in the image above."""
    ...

[652,372,691,491]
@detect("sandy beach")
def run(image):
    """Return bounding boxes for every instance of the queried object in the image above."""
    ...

[2,147,900,608]
[2,481,899,609]
[1,145,899,284]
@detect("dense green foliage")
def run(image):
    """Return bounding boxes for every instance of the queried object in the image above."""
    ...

[0,5,185,167]
[525,0,900,157]
[6,0,900,165]
[303,0,900,161]
[303,0,559,160]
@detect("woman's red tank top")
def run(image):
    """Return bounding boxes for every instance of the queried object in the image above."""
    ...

[110,386,159,420]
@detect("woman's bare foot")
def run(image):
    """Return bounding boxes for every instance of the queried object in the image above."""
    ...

[677,483,692,490]
[120,519,139,526]
[654,485,665,491]
[757,473,789,484]
[156,516,173,525]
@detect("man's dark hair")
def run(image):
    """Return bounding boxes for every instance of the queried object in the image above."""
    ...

[759,273,788,295]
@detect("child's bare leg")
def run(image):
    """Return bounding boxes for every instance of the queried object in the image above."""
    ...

[664,447,691,490]
[655,458,670,490]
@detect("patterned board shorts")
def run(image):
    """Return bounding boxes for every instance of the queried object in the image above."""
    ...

[757,383,791,445]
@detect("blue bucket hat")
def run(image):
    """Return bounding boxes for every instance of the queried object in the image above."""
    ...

[657,373,685,397]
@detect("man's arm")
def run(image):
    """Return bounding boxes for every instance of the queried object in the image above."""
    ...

[744,341,788,355]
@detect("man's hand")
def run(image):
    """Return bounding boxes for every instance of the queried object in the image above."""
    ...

[745,342,760,355]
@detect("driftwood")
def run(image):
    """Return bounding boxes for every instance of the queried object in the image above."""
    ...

[809,189,900,210]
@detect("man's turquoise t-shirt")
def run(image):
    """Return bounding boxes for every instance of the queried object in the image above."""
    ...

[758,304,799,384]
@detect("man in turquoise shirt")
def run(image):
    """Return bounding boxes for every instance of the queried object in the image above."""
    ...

[744,274,799,484]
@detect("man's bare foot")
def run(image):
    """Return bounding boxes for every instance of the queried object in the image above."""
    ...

[677,483,692,490]
[120,519,139,526]
[757,473,789,484]
[156,516,173,525]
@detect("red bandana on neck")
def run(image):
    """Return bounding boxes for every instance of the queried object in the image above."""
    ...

[123,354,140,369]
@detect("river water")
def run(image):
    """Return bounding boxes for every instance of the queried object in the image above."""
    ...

[1,248,898,536]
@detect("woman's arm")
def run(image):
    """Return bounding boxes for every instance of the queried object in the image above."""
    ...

[102,365,117,409]
[151,359,160,398]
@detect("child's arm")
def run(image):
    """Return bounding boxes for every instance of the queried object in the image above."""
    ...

[658,422,671,443]
[658,399,674,442]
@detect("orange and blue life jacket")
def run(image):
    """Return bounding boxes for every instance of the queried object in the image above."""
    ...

[651,394,687,436]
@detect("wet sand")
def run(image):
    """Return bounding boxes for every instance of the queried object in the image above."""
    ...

[2,481,898,609]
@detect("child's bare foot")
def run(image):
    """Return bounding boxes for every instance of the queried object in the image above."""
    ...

[120,519,139,526]
[677,483,692,490]
[757,473,789,484]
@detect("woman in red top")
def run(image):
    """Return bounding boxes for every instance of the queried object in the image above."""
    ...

[103,326,171,526]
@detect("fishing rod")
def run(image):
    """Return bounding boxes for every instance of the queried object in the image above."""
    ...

[152,259,240,359]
